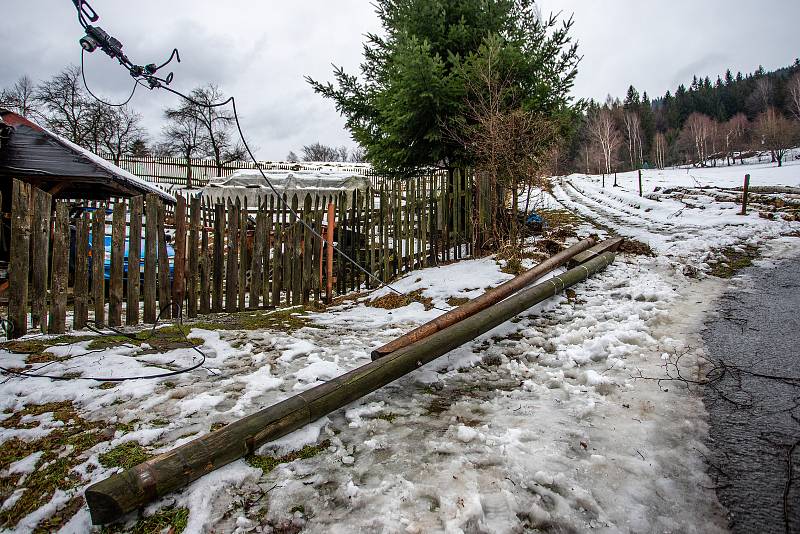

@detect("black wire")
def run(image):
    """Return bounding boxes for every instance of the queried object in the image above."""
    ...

[81,49,138,107]
[0,303,206,382]
[70,0,451,312]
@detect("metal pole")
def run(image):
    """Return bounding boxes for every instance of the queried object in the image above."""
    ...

[84,252,616,524]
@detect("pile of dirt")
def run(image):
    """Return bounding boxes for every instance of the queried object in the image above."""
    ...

[618,239,656,257]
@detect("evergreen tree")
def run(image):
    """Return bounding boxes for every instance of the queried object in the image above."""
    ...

[307,0,580,174]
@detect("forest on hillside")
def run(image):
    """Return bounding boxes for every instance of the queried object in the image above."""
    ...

[568,60,800,175]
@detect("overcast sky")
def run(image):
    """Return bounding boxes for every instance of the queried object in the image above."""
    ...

[2,1,798,160]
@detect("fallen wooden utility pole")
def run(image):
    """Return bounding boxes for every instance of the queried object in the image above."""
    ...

[85,252,616,525]
[371,237,598,360]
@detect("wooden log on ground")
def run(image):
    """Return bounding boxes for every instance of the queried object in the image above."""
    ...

[84,251,616,524]
[567,237,624,268]
[372,237,597,359]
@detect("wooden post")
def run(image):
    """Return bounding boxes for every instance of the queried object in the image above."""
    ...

[172,196,187,316]
[225,199,240,313]
[49,202,69,334]
[108,201,126,327]
[249,200,265,310]
[199,216,211,315]
[187,197,200,318]
[30,188,52,332]
[144,195,158,324]
[302,194,313,304]
[326,201,334,304]
[157,201,171,320]
[74,213,90,330]
[291,194,302,306]
[127,196,143,326]
[92,203,106,327]
[237,198,248,311]
[8,180,33,338]
[212,202,225,312]
[638,169,643,197]
[740,174,751,215]
[602,173,605,188]
[271,196,283,308]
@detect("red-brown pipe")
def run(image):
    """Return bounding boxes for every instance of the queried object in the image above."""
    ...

[370,237,597,360]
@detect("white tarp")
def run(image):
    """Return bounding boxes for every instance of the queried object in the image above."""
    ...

[199,169,370,208]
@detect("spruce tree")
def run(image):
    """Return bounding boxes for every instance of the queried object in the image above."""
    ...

[307,0,580,174]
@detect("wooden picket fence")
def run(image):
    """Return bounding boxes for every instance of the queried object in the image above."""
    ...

[99,152,376,189]
[4,169,490,338]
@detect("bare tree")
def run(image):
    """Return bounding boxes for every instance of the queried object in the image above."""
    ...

[34,65,91,145]
[622,110,643,170]
[99,106,147,165]
[286,151,300,163]
[652,132,668,169]
[788,72,800,122]
[587,108,621,175]
[186,85,246,175]
[349,145,367,163]
[0,75,38,118]
[754,108,796,167]
[723,114,749,165]
[450,39,556,249]
[301,142,343,162]
[162,105,208,188]
[682,113,716,166]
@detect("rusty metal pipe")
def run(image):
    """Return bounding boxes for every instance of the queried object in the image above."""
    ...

[370,237,597,360]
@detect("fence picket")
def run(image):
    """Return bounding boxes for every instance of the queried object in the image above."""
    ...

[128,196,143,325]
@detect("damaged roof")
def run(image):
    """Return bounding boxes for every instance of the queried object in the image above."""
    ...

[0,109,174,203]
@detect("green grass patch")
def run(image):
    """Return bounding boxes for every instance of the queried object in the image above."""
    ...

[0,402,109,529]
[98,442,153,471]
[102,507,189,534]
[188,308,321,333]
[445,296,471,307]
[375,412,399,423]
[246,440,331,475]
[710,246,759,278]
[0,336,94,355]
[87,327,202,352]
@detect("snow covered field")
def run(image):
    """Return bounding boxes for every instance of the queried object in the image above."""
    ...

[2,161,800,533]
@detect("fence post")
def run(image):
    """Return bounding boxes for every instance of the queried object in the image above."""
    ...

[127,196,143,325]
[74,213,90,330]
[30,187,52,332]
[144,195,158,323]
[108,201,126,327]
[49,202,70,333]
[638,169,643,197]
[173,196,187,315]
[326,201,335,304]
[157,200,171,319]
[92,203,106,327]
[740,174,751,216]
[8,180,33,338]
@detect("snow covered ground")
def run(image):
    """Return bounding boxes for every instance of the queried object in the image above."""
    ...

[2,161,800,533]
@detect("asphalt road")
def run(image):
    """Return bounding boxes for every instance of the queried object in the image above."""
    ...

[703,255,800,533]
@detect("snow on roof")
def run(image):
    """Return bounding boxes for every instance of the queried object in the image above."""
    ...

[53,133,176,203]
[0,109,175,203]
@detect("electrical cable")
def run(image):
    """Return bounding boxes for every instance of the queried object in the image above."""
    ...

[80,49,138,107]
[0,304,207,382]
[68,0,452,312]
